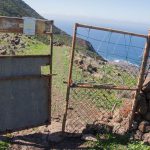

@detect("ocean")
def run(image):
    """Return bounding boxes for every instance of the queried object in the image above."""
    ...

[55,19,149,66]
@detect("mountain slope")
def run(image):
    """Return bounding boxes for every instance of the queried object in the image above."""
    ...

[0,0,104,59]
[0,0,43,18]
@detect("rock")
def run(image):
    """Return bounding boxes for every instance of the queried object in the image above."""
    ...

[119,100,132,118]
[113,122,128,135]
[145,126,150,133]
[132,121,138,130]
[134,130,143,140]
[137,94,148,115]
[138,121,149,132]
[0,49,7,55]
[87,64,97,74]
[82,123,112,135]
[113,109,123,123]
[81,134,97,142]
[142,133,150,144]
[114,116,122,123]
[144,112,150,121]
[142,77,150,93]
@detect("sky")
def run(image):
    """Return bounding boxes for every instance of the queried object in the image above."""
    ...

[23,0,150,25]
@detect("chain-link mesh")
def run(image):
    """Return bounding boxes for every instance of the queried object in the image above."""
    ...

[65,88,134,133]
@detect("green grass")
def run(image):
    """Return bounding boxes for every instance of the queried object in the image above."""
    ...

[0,141,9,150]
[89,133,150,150]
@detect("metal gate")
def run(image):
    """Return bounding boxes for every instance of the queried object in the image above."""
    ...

[0,16,53,133]
[62,23,150,134]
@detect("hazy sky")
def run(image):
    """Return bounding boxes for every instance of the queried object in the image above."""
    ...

[23,0,150,24]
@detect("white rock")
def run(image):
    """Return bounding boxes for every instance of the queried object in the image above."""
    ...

[81,134,97,142]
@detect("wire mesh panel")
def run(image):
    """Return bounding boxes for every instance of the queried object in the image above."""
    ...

[63,23,149,134]
[72,27,146,88]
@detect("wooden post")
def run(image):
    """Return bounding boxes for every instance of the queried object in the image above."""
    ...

[62,23,78,133]
[129,30,150,129]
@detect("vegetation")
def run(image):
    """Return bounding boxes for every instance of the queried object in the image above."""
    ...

[89,133,150,150]
[0,0,43,18]
[0,141,9,150]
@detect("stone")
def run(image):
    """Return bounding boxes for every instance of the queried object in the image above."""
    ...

[81,134,97,142]
[142,133,150,144]
[145,126,150,133]
[144,112,150,121]
[138,121,149,133]
[137,94,148,115]
[132,121,138,130]
[134,130,143,140]
[114,116,122,123]
[142,76,150,93]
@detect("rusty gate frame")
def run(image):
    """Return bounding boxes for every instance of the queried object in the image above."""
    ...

[62,23,150,133]
[0,16,54,133]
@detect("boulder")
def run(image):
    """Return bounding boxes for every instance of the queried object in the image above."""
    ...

[142,133,150,144]
[134,130,143,140]
[137,94,148,115]
[145,126,150,133]
[138,121,149,133]
[81,134,97,142]
[142,76,150,93]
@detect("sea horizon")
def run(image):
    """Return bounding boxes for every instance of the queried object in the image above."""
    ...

[44,16,149,66]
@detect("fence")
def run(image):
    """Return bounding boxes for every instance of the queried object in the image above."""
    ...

[0,16,54,133]
[62,23,150,134]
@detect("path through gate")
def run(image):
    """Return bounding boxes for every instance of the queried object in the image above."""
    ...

[0,16,53,133]
[62,23,150,134]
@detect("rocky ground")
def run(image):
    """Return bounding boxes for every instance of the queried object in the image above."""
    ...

[0,33,29,55]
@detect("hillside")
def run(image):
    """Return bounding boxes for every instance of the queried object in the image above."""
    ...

[0,0,100,55]
[0,0,43,18]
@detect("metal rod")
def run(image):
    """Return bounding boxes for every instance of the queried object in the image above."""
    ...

[71,83,137,91]
[0,74,54,81]
[129,30,150,129]
[76,23,148,38]
[0,55,51,58]
[62,23,78,133]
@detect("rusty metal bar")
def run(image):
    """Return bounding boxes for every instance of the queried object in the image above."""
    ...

[0,54,51,58]
[129,30,150,129]
[0,74,55,81]
[76,23,148,38]
[71,83,137,91]
[62,23,78,133]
